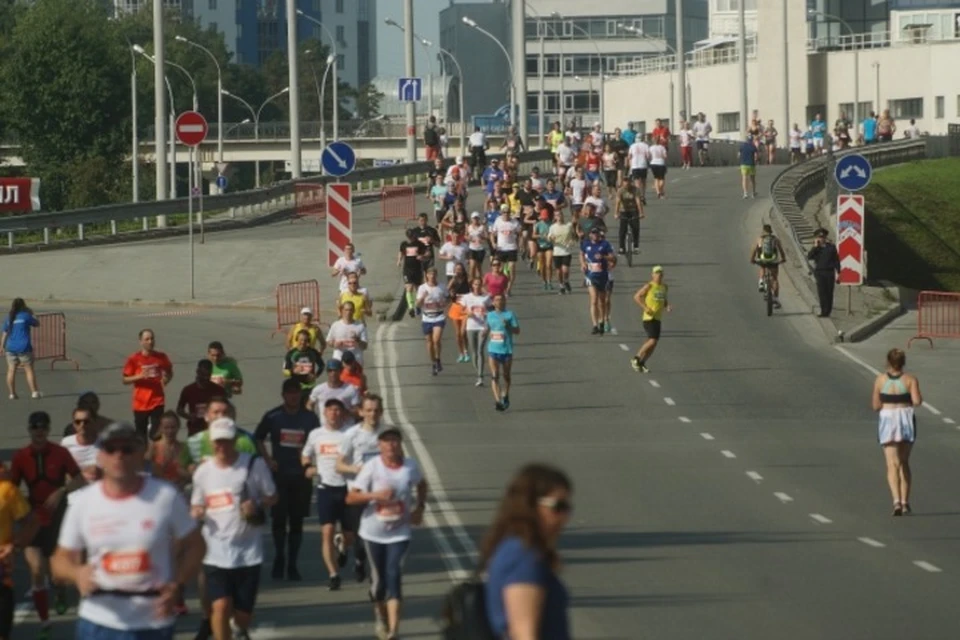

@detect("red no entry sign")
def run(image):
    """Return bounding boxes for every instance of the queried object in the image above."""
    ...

[175,111,208,146]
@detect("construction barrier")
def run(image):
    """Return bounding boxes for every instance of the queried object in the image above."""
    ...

[0,312,80,370]
[293,183,325,224]
[908,291,960,348]
[273,279,321,339]
[379,185,416,225]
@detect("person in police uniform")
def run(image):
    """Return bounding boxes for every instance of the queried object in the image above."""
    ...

[807,228,841,317]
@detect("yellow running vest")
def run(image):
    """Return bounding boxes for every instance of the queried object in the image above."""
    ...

[643,283,668,321]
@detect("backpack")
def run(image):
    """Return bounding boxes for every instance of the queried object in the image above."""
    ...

[760,234,777,259]
[425,125,440,147]
[439,576,497,640]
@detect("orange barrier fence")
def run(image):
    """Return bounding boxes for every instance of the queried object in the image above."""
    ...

[379,185,416,225]
[294,183,325,223]
[0,312,80,369]
[908,290,960,348]
[273,280,321,339]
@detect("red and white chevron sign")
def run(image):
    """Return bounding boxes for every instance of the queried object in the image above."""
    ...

[326,184,353,268]
[837,194,865,286]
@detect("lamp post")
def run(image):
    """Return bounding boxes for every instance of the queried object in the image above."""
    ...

[152,0,166,227]
[133,45,178,200]
[296,9,339,141]
[385,18,434,121]
[873,61,880,117]
[222,87,289,188]
[619,24,679,128]
[319,54,336,157]
[175,35,224,190]
[462,16,515,133]
[433,45,466,156]
[125,38,139,204]
[304,48,323,170]
[809,9,860,135]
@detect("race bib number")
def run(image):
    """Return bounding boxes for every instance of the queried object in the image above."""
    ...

[205,490,236,513]
[318,443,339,458]
[102,550,151,577]
[210,375,225,386]
[589,262,604,273]
[489,331,505,344]
[341,337,357,349]
[141,364,160,379]
[375,500,405,524]
[293,360,313,375]
[279,429,305,448]
[470,307,486,321]
[424,300,441,311]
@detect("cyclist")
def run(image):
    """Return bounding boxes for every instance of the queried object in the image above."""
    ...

[614,179,644,256]
[750,224,787,309]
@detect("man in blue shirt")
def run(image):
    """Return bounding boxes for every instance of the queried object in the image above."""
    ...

[621,122,637,146]
[485,294,520,412]
[481,158,504,194]
[810,112,827,154]
[580,227,616,335]
[862,111,878,145]
[739,134,759,199]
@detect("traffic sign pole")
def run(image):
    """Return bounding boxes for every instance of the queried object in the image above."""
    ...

[197,151,204,244]
[188,145,195,300]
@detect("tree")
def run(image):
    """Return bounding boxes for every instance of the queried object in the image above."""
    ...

[352,83,385,121]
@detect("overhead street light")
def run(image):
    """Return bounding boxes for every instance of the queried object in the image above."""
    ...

[296,9,339,142]
[175,34,225,192]
[221,87,289,188]
[133,44,177,200]
[461,15,516,132]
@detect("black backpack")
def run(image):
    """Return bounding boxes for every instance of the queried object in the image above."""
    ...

[440,575,498,640]
[425,125,440,147]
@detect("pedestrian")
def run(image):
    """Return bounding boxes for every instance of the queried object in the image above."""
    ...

[176,360,227,436]
[122,328,174,440]
[632,265,672,374]
[481,463,573,640]
[807,228,841,318]
[739,133,759,199]
[424,115,442,161]
[207,341,244,396]
[486,293,520,412]
[872,348,922,516]
[1,297,42,399]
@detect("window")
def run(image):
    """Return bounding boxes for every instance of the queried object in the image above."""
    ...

[717,112,740,133]
[335,0,343,13]
[336,54,344,70]
[209,21,217,32]
[525,55,539,75]
[562,20,573,37]
[838,101,873,120]
[208,0,215,9]
[336,25,345,45]
[935,95,944,118]
[888,97,923,119]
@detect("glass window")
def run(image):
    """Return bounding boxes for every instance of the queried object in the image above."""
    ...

[525,55,539,75]
[936,95,944,118]
[335,0,343,13]
[717,111,740,133]
[838,101,873,120]
[888,97,923,119]
[208,0,216,9]
[336,25,345,44]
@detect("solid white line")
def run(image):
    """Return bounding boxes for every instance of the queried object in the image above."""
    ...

[721,450,736,459]
[746,471,763,482]
[664,397,676,406]
[858,537,886,548]
[678,416,691,423]
[774,492,793,503]
[649,380,661,388]
[700,432,715,440]
[810,513,833,524]
[944,418,956,424]
[619,343,629,351]
[835,346,944,416]
[913,561,943,573]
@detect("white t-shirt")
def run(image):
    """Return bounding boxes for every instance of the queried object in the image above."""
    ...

[589,130,604,151]
[460,293,491,332]
[58,477,196,630]
[333,256,365,292]
[337,423,387,489]
[565,130,581,153]
[568,178,587,205]
[583,195,607,218]
[417,283,449,323]
[493,218,520,251]
[548,222,575,257]
[301,425,348,487]
[191,454,276,569]
[439,241,468,277]
[693,120,712,141]
[62,435,99,471]
[629,142,651,169]
[325,320,369,365]
[309,381,362,416]
[649,145,668,166]
[789,129,802,148]
[468,131,487,148]
[679,129,693,147]
[557,144,576,166]
[354,456,423,545]
[466,224,487,251]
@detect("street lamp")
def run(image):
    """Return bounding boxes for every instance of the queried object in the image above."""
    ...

[809,9,860,135]
[462,16,516,131]
[124,37,139,205]
[222,87,289,188]
[385,18,434,121]
[618,23,680,128]
[175,35,225,189]
[296,9,339,141]
[431,43,466,156]
[133,45,178,200]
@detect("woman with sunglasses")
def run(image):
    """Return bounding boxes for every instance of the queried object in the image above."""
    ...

[460,278,491,387]
[481,463,573,640]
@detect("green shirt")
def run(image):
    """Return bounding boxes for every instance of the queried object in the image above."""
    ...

[211,358,243,397]
[185,428,258,467]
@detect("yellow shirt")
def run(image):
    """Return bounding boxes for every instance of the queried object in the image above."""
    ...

[507,193,523,216]
[549,131,564,153]
[338,290,368,322]
[643,282,668,321]
[287,322,321,349]
[0,480,31,586]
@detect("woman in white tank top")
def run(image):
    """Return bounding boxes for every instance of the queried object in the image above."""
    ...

[648,140,669,199]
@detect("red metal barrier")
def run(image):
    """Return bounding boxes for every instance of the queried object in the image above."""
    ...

[908,290,960,348]
[379,185,416,225]
[0,312,80,369]
[273,280,321,339]
[294,183,325,224]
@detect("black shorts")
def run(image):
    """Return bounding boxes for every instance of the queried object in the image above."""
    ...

[203,564,261,614]
[553,254,572,268]
[316,484,349,528]
[630,168,648,181]
[651,165,667,180]
[29,501,66,557]
[0,586,11,640]
[696,140,709,151]
[603,170,618,186]
[344,503,365,534]
[403,269,424,286]
[497,250,518,263]
[643,320,662,340]
[468,249,486,263]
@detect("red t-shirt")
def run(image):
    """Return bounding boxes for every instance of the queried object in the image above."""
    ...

[483,272,509,297]
[10,442,80,525]
[585,151,601,174]
[123,350,174,412]
[177,381,226,435]
[652,127,671,148]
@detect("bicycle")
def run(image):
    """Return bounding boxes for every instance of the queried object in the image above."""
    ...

[754,261,780,317]
[619,214,640,268]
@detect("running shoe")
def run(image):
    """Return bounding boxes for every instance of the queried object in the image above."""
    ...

[631,357,642,372]
[464,353,471,362]
[598,323,605,336]
[408,308,415,318]
[436,360,443,373]
[565,282,572,293]
[431,363,438,376]
[329,574,342,591]
[893,502,903,516]
[591,326,600,335]
[495,402,505,412]
[603,321,611,333]
[194,619,213,640]
[903,502,912,515]
[547,283,554,291]
[475,377,483,387]
[502,396,510,410]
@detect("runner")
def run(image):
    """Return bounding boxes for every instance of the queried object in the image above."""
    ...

[678,120,694,169]
[301,399,351,591]
[627,133,651,203]
[649,137,669,199]
[632,266,672,373]
[283,330,324,403]
[412,213,441,270]
[176,360,227,436]
[447,262,471,363]
[254,379,319,581]
[337,273,372,324]
[580,227,616,335]
[331,243,367,294]
[306,360,363,420]
[61,407,101,485]
[345,427,427,640]
[547,209,576,294]
[465,212,489,281]
[122,329,174,441]
[439,228,469,285]
[339,351,368,396]
[693,112,712,166]
[583,183,608,220]
[207,342,243,397]
[147,411,189,491]
[468,126,489,180]
[484,293,520,411]
[492,205,521,292]
[285,308,324,352]
[398,228,427,319]
[63,392,114,437]
[871,348,921,516]
[51,421,205,639]
[740,134,759,199]
[325,301,369,365]
[416,268,450,376]
[0,461,38,640]
[601,142,619,198]
[483,259,510,299]
[532,208,554,291]
[461,278,491,387]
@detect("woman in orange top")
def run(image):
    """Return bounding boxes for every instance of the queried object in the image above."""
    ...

[339,351,368,396]
[447,262,471,363]
[147,411,189,489]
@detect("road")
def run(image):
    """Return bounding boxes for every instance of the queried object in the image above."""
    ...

[4,165,960,639]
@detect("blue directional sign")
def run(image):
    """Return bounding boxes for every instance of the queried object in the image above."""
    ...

[215,174,227,190]
[321,140,357,178]
[834,154,872,192]
[398,77,422,102]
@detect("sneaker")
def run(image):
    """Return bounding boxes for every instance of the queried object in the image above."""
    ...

[547,283,554,291]
[354,559,366,582]
[408,308,415,318]
[463,353,471,363]
[640,363,650,373]
[375,618,389,640]
[617,247,626,255]
[591,326,600,335]
[436,360,443,373]
[633,246,639,254]
[758,279,765,292]
[565,282,572,293]
[329,574,342,591]
[603,321,611,333]
[559,287,567,295]
[598,323,605,336]
[773,300,782,309]
[475,377,483,387]
[8,394,15,400]
[31,391,42,399]
[631,357,642,372]
[502,396,510,410]
[495,402,505,412]
[902,502,912,515]
[743,193,749,199]
[431,363,438,376]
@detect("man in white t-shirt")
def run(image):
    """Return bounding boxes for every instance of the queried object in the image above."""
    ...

[306,360,363,420]
[191,418,276,640]
[555,140,576,180]
[628,136,652,201]
[61,406,101,483]
[693,113,713,166]
[52,422,205,638]
[492,206,521,289]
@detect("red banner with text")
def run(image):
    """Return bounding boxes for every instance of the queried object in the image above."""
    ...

[0,177,41,214]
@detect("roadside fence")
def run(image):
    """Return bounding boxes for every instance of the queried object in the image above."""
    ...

[380,186,417,225]
[908,291,960,348]
[273,280,321,339]
[293,183,325,223]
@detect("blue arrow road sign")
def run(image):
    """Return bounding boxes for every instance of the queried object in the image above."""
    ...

[834,154,872,192]
[321,140,357,178]
[216,175,227,190]
[398,77,422,102]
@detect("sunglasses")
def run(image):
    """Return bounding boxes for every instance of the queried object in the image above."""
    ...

[538,496,573,514]
[102,442,136,455]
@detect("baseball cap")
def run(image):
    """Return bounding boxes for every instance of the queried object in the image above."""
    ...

[96,422,139,448]
[499,203,510,212]
[378,426,403,441]
[208,417,237,441]
[470,211,481,219]
[652,265,664,273]
[326,359,343,371]
[300,307,313,316]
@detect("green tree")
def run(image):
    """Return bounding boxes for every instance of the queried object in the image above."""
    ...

[352,83,385,120]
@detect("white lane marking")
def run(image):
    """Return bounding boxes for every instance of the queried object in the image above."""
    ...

[649,380,661,388]
[858,537,886,548]
[721,450,737,459]
[810,513,833,524]
[746,471,763,482]
[678,416,691,423]
[376,323,473,580]
[619,343,629,351]
[247,624,291,639]
[774,492,794,503]
[914,561,943,573]
[700,432,715,440]
[664,397,676,406]
[835,346,944,417]
[944,418,956,424]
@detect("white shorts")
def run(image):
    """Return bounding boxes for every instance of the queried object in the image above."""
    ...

[813,137,825,149]
[878,407,916,445]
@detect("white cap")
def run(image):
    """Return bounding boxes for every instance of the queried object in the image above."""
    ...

[455,155,463,164]
[471,211,481,218]
[300,307,313,316]
[208,417,237,441]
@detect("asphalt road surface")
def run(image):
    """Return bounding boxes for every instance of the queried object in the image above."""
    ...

[4,165,960,639]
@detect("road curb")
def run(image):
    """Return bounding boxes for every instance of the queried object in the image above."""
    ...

[388,281,408,322]
[843,301,904,343]
[9,297,277,313]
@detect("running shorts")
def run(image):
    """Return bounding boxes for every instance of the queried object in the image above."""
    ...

[651,165,667,180]
[630,168,648,181]
[643,320,662,340]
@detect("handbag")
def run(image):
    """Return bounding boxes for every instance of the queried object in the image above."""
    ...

[439,572,498,640]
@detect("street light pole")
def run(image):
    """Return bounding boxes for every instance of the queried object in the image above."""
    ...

[175,35,224,187]
[152,0,167,227]
[462,16,516,134]
[403,0,416,162]
[296,10,339,140]
[738,0,748,134]
[435,46,466,155]
[511,0,527,145]
[128,44,138,204]
[319,54,336,157]
[676,0,686,124]
[286,0,301,178]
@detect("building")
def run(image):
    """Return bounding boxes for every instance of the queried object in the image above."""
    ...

[603,0,960,138]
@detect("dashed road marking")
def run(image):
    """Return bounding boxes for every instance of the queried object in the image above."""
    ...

[649,380,661,388]
[913,561,943,573]
[664,397,676,406]
[925,404,942,416]
[810,513,833,524]
[746,471,763,482]
[774,492,794,503]
[700,433,715,440]
[678,416,691,423]
[858,537,886,548]
[944,418,956,424]
[619,343,629,352]
[721,450,737,459]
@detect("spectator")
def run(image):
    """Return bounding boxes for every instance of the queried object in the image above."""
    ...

[807,228,841,318]
[904,118,921,139]
[877,109,896,142]
[1,297,41,399]
[424,115,442,161]
[861,110,878,145]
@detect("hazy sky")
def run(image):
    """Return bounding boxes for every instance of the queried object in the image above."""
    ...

[376,0,485,77]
